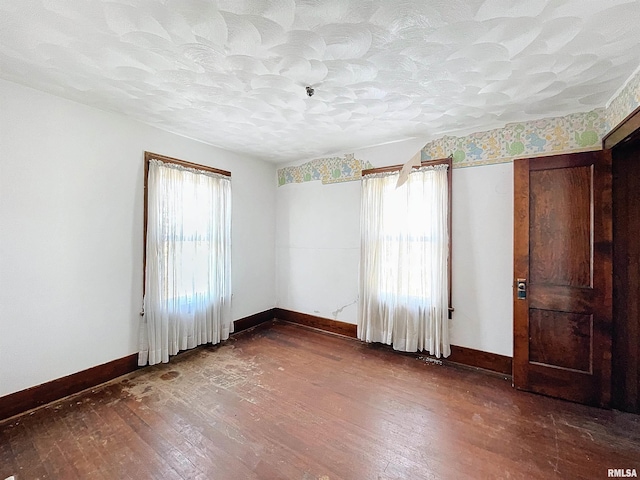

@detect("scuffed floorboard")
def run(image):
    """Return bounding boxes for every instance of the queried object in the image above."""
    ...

[1,320,638,479]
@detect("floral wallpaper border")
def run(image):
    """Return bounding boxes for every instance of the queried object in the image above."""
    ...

[421,108,607,168]
[606,67,640,131]
[278,153,373,186]
[277,68,640,185]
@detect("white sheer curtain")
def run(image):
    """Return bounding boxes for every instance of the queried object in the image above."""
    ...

[358,164,450,357]
[139,159,232,366]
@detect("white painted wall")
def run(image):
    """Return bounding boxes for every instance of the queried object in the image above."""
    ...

[276,139,426,325]
[276,179,361,322]
[0,78,515,398]
[276,140,514,356]
[450,162,513,356]
[0,79,276,396]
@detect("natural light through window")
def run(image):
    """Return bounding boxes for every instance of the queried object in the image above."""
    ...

[358,160,451,357]
[139,153,232,366]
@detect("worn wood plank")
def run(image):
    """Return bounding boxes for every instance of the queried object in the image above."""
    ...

[0,310,276,423]
[1,320,638,480]
[276,308,513,375]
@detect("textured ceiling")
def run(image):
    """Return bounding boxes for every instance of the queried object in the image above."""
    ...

[1,0,640,163]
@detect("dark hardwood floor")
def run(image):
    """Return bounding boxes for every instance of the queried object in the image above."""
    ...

[1,320,639,479]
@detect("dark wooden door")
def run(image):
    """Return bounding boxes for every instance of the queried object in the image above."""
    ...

[612,136,640,413]
[513,150,613,407]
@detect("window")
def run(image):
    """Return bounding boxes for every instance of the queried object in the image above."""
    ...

[358,158,452,357]
[139,152,232,366]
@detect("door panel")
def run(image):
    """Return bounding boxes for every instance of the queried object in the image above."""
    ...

[513,150,612,407]
[529,166,592,287]
[528,309,592,372]
[528,284,592,313]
